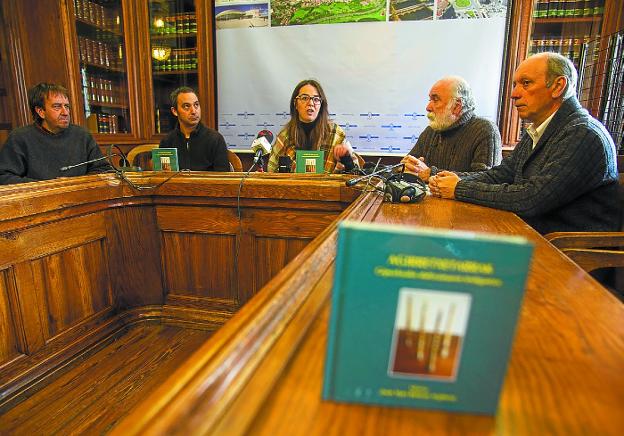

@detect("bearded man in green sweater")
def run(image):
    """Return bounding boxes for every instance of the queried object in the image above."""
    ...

[401,76,502,182]
[0,82,110,185]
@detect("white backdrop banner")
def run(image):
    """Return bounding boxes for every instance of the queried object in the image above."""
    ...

[215,1,509,155]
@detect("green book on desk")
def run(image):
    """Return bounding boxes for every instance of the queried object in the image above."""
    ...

[322,221,534,415]
[295,150,324,174]
[152,148,179,171]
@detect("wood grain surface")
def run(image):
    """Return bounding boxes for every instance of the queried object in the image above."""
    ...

[0,173,620,435]
[0,324,212,435]
[0,173,355,429]
[114,189,624,435]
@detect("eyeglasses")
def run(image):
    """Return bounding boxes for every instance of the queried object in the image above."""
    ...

[296,94,322,105]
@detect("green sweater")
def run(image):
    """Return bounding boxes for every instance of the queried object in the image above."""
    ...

[408,111,502,176]
[0,124,109,185]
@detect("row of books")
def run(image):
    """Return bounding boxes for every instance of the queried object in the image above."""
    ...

[529,35,594,66]
[152,49,198,72]
[78,36,124,70]
[151,14,197,35]
[85,74,127,107]
[74,0,122,33]
[86,112,125,135]
[532,0,604,18]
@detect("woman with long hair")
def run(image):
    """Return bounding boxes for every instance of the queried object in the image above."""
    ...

[268,79,354,173]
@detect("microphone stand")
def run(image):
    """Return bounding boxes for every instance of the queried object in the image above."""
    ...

[60,154,115,172]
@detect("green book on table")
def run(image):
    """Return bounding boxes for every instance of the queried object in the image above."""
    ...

[295,150,324,174]
[323,221,534,415]
[152,148,179,171]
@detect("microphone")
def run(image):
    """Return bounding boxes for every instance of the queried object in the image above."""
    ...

[60,154,115,172]
[345,162,405,187]
[251,130,274,164]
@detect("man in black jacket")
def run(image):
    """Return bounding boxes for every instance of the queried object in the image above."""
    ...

[160,87,229,172]
[429,52,619,234]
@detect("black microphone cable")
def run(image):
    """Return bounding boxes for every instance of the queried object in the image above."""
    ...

[106,146,187,191]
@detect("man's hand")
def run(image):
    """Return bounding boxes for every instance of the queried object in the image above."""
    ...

[400,155,431,182]
[429,171,460,199]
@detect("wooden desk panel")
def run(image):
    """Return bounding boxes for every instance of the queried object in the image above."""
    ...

[1,174,621,434]
[113,190,624,435]
[0,173,356,411]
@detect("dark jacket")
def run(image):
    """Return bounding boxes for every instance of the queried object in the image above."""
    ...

[160,122,230,171]
[0,124,109,185]
[455,97,620,234]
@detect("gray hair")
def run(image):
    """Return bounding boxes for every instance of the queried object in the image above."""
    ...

[445,76,475,115]
[543,52,578,99]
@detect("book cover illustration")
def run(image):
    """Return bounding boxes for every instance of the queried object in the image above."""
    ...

[323,221,534,415]
[152,148,179,171]
[295,150,324,174]
[389,289,471,381]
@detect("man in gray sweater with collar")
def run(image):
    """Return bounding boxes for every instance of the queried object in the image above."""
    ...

[430,53,619,234]
[401,76,502,182]
[0,82,110,185]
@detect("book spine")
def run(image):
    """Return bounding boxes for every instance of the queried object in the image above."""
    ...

[321,226,350,399]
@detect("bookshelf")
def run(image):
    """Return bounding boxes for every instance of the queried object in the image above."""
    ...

[73,0,130,135]
[149,1,199,135]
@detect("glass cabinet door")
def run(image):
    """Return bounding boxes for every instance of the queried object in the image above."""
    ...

[149,0,198,134]
[73,0,131,135]
[529,0,604,71]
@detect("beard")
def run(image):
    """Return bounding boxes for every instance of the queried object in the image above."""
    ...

[427,101,458,131]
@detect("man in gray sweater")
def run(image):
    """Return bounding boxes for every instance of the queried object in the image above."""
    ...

[430,53,619,234]
[0,83,110,185]
[401,76,502,182]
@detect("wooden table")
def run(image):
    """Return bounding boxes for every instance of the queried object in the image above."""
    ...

[108,178,624,435]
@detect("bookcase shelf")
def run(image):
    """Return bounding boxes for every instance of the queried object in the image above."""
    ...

[533,16,602,24]
[153,69,197,76]
[76,17,122,37]
[150,33,197,41]
[81,62,126,74]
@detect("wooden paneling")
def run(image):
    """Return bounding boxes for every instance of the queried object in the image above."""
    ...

[254,237,310,292]
[0,212,107,269]
[26,239,112,339]
[156,205,239,234]
[0,174,361,428]
[0,213,112,354]
[499,0,533,146]
[0,269,22,366]
[112,186,624,435]
[162,232,236,300]
[105,207,164,310]
[244,209,338,238]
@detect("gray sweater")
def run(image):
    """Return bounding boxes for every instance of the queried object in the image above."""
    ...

[409,111,502,176]
[455,97,620,234]
[0,124,110,185]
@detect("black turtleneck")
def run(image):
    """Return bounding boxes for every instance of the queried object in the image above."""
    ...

[300,120,317,150]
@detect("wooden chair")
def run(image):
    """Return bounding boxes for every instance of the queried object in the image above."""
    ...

[545,232,624,273]
[127,144,159,170]
[227,149,242,172]
[545,162,624,297]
